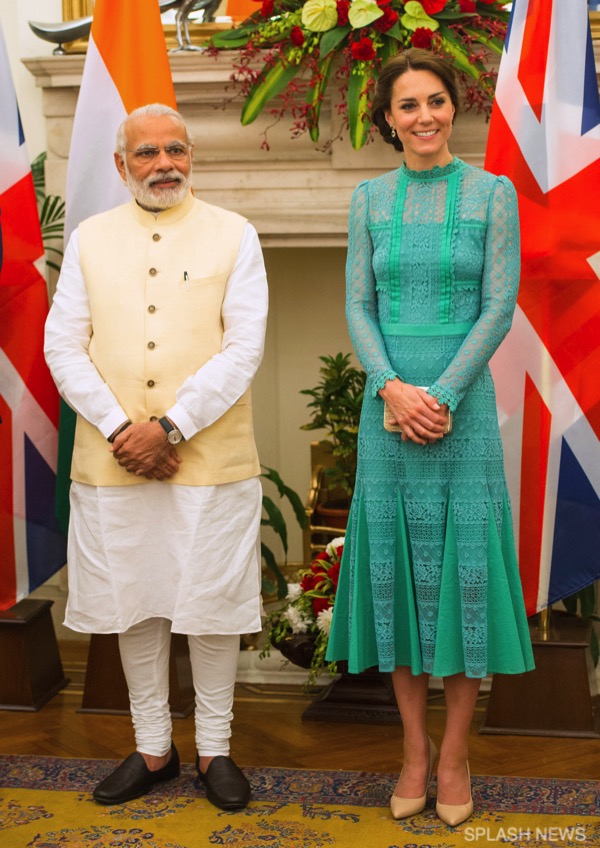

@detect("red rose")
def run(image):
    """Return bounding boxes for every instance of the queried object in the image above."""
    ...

[458,0,476,10]
[312,597,332,616]
[261,0,274,18]
[337,0,350,26]
[335,545,344,559]
[374,6,399,32]
[301,572,320,591]
[328,562,340,588]
[290,26,305,47]
[314,551,329,561]
[351,37,376,61]
[410,27,434,49]
[420,0,447,13]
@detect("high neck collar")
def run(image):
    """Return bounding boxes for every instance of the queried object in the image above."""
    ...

[401,157,465,182]
[130,190,195,225]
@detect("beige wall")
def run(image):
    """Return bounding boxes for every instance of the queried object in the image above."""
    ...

[256,247,352,562]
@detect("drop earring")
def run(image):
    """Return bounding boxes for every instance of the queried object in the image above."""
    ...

[390,126,397,139]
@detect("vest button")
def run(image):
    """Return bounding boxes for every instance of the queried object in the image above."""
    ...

[147,379,155,387]
[152,233,161,242]
[148,305,156,313]
[149,415,158,422]
[147,341,156,349]
[149,268,157,277]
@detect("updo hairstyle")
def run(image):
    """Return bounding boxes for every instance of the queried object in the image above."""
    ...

[371,48,460,152]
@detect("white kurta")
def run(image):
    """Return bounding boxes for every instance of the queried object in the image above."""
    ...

[45,222,268,635]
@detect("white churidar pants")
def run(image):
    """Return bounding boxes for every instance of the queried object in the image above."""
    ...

[118,617,240,757]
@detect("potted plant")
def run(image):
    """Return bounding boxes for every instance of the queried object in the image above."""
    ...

[300,352,365,526]
[261,465,309,598]
[260,536,344,686]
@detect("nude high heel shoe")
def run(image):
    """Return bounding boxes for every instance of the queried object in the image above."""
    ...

[390,736,438,820]
[436,761,473,827]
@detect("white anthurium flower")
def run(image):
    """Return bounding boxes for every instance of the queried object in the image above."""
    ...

[316,607,334,635]
[301,0,338,32]
[348,0,384,29]
[401,1,439,32]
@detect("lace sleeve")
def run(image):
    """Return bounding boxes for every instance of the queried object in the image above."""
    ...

[346,182,400,396]
[428,175,520,411]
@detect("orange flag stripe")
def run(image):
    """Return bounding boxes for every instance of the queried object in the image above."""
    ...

[91,0,177,114]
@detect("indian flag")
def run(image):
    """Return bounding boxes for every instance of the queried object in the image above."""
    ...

[57,0,177,530]
[65,0,177,240]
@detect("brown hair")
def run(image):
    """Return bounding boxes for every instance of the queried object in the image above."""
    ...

[372,49,459,152]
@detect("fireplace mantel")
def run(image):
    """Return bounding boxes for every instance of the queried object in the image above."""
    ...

[24,51,496,247]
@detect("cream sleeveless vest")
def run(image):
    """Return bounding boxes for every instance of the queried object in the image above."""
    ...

[71,194,260,487]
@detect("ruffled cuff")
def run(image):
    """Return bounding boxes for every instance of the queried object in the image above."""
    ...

[427,382,459,413]
[371,370,401,397]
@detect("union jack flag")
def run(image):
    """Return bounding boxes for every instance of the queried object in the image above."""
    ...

[486,0,600,615]
[0,25,66,610]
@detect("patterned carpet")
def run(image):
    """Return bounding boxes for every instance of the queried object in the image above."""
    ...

[0,755,599,847]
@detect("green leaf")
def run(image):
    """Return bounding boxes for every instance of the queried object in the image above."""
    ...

[301,0,338,32]
[261,543,288,598]
[31,152,47,200]
[463,26,505,57]
[438,26,483,82]
[241,57,303,126]
[307,54,334,142]
[348,64,376,150]
[319,24,350,57]
[348,0,384,29]
[384,22,405,43]
[401,1,440,33]
[262,465,309,528]
[262,495,288,553]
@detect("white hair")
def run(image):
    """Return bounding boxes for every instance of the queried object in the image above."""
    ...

[115,103,192,154]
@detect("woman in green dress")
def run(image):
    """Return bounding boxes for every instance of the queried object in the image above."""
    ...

[326,49,534,826]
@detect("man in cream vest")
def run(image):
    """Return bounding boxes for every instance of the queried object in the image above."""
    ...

[44,104,268,811]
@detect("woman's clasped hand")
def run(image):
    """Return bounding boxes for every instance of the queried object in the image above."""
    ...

[380,380,450,444]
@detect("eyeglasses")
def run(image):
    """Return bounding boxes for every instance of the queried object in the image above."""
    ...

[127,143,192,162]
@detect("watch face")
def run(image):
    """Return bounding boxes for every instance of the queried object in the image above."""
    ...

[167,430,183,445]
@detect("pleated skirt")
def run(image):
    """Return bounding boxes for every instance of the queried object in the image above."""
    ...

[327,336,535,679]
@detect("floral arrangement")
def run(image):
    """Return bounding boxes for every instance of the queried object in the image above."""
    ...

[260,536,345,685]
[210,1,510,149]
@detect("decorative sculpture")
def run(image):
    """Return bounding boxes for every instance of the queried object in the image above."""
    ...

[28,0,221,55]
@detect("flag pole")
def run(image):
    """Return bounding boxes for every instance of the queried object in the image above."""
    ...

[537,605,551,640]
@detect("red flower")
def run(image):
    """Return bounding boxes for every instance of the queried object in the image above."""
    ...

[312,597,332,616]
[374,6,399,32]
[261,0,274,18]
[411,27,434,49]
[301,572,321,591]
[328,562,341,588]
[337,0,350,26]
[420,0,447,13]
[351,37,376,61]
[458,0,476,10]
[290,26,305,47]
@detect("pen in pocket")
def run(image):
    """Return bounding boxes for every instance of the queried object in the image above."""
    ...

[183,271,190,292]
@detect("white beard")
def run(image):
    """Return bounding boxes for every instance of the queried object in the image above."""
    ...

[125,165,191,211]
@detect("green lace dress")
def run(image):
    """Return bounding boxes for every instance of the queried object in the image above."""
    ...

[326,158,534,679]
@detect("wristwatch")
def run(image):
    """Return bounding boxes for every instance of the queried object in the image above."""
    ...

[158,416,183,445]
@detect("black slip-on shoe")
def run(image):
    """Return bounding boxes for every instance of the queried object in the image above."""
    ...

[196,754,251,811]
[93,742,180,804]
